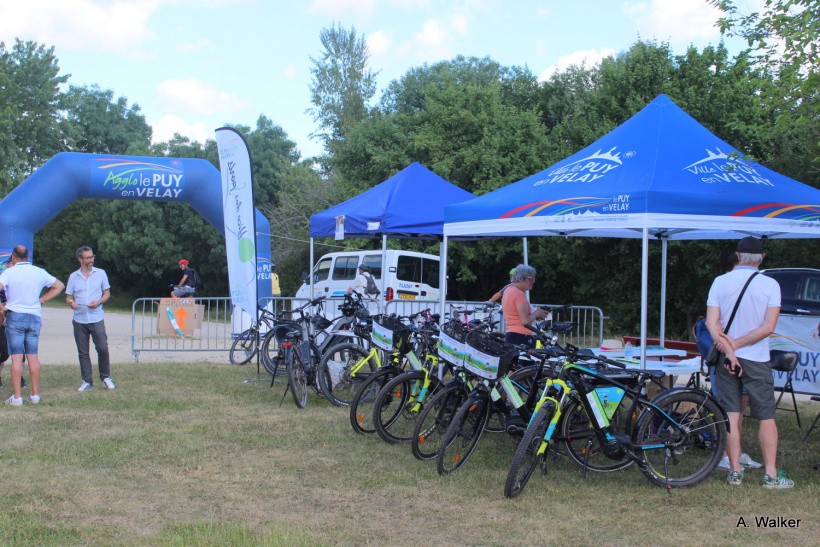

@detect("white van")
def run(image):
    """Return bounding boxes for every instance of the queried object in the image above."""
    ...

[295,250,440,304]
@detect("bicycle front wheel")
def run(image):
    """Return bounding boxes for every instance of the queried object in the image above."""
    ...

[287,350,308,409]
[374,370,442,444]
[229,328,258,365]
[561,395,635,472]
[411,383,467,461]
[633,390,727,488]
[317,343,378,407]
[349,367,399,435]
[505,401,555,499]
[436,391,491,476]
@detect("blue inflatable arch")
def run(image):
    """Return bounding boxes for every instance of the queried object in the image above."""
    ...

[0,152,271,300]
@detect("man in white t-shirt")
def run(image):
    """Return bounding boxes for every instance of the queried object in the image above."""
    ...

[706,236,792,489]
[0,246,65,405]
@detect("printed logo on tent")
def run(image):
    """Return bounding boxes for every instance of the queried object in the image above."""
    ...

[91,158,185,200]
[532,147,626,187]
[683,148,774,186]
[500,195,631,219]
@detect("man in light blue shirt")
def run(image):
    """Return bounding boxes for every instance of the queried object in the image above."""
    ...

[65,246,114,392]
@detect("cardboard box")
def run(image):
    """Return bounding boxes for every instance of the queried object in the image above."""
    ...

[157,298,203,336]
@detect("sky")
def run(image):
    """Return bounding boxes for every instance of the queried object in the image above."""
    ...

[0,0,763,160]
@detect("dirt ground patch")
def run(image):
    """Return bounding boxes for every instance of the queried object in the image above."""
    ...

[37,307,226,366]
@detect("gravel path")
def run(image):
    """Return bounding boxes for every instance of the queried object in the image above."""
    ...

[37,307,226,365]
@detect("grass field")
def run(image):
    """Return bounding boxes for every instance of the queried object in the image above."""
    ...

[1,361,818,546]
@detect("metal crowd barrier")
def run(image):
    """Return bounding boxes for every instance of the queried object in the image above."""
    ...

[130,296,349,362]
[131,296,604,362]
[384,299,605,348]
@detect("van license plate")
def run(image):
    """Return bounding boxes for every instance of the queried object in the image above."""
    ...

[399,294,416,300]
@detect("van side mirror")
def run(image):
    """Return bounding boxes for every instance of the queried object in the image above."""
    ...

[302,271,309,284]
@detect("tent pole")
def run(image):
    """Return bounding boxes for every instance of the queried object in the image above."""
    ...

[439,236,448,381]
[309,238,314,301]
[640,228,649,369]
[381,234,387,315]
[660,238,667,346]
[523,236,530,299]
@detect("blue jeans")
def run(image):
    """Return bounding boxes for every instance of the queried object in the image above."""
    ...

[5,312,42,355]
[173,286,196,298]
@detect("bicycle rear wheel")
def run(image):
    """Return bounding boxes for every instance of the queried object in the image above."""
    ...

[349,367,399,434]
[374,370,442,444]
[229,328,258,365]
[260,331,288,376]
[504,401,555,499]
[287,350,308,409]
[561,395,635,472]
[633,389,727,488]
[436,392,491,476]
[411,383,467,461]
[317,343,378,407]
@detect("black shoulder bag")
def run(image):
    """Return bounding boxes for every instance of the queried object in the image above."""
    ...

[703,272,759,371]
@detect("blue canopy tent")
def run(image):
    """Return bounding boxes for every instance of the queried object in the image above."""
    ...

[443,94,820,363]
[309,162,476,300]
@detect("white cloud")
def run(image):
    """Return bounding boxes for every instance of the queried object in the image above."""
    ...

[367,29,393,57]
[412,18,454,61]
[307,0,377,20]
[150,114,212,144]
[0,0,159,55]
[283,63,297,79]
[450,13,469,36]
[625,0,724,44]
[174,39,215,55]
[538,47,616,81]
[155,78,249,116]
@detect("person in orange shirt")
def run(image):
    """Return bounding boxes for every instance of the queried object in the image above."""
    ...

[501,264,548,348]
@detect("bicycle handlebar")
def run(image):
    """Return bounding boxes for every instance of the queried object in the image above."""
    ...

[523,323,626,369]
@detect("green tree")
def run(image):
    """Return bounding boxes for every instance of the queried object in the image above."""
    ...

[308,23,378,149]
[61,85,151,154]
[0,39,69,193]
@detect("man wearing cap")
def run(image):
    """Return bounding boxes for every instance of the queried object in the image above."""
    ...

[172,259,196,298]
[66,246,114,392]
[345,264,376,299]
[706,236,793,488]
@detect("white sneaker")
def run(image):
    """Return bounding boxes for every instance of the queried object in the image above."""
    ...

[102,378,115,390]
[739,453,762,469]
[5,395,23,406]
[78,382,93,392]
[27,395,40,404]
[717,456,730,470]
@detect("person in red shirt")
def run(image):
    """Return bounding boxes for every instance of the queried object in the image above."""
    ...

[502,264,548,348]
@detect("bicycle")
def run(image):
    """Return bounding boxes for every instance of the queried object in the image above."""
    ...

[349,310,438,435]
[435,327,559,476]
[371,315,447,443]
[318,314,410,407]
[503,325,729,498]
[260,293,366,377]
[270,296,328,408]
[229,306,279,366]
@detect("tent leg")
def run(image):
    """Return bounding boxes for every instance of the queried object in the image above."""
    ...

[640,228,649,369]
[661,238,667,346]
[439,236,448,381]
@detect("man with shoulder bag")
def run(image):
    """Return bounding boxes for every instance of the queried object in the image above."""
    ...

[705,237,793,488]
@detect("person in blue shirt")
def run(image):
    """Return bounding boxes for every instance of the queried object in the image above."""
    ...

[66,246,114,392]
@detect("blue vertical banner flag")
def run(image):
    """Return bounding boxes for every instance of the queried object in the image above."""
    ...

[215,127,257,317]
